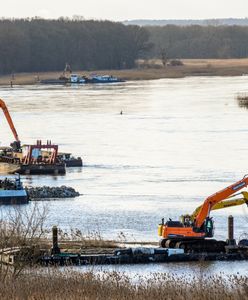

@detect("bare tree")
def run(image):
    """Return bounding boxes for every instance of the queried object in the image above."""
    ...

[0,203,49,279]
[160,47,168,68]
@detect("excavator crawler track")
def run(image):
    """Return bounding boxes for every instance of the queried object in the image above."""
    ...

[175,239,226,253]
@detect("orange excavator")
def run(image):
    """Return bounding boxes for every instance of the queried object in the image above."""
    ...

[158,175,248,252]
[0,99,21,151]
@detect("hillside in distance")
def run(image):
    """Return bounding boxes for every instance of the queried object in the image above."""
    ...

[123,18,248,27]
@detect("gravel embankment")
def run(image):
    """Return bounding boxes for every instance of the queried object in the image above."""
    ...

[27,186,80,199]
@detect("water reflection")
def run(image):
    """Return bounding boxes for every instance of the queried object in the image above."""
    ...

[78,260,247,278]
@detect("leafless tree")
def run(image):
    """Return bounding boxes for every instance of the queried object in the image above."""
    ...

[160,47,167,68]
[0,203,49,279]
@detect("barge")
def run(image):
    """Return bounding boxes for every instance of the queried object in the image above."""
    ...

[0,141,66,175]
[0,174,28,204]
[57,153,83,167]
[40,222,248,266]
[86,74,125,84]
[40,74,125,85]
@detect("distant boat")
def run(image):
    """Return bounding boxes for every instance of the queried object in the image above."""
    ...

[40,74,85,85]
[0,174,28,204]
[57,152,83,167]
[70,74,86,84]
[40,74,125,85]
[87,74,125,84]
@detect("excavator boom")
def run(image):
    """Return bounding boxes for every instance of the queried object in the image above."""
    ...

[195,176,248,228]
[189,191,248,221]
[0,99,20,142]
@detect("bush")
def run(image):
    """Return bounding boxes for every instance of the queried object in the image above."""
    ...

[169,59,184,66]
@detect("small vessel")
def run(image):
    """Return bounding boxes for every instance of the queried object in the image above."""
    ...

[70,74,86,84]
[57,152,83,167]
[40,74,124,85]
[40,74,86,85]
[87,74,125,83]
[0,174,28,204]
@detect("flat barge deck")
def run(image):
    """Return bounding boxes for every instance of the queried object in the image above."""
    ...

[40,247,248,266]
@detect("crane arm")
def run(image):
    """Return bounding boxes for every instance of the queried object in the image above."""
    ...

[0,99,20,142]
[190,191,248,221]
[195,175,248,228]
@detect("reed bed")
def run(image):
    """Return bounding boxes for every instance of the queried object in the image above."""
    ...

[0,269,247,300]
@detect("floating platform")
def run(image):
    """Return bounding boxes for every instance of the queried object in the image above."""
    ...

[40,79,68,85]
[39,246,248,266]
[0,142,71,175]
[17,163,66,175]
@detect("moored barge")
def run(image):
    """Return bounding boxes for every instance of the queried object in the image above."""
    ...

[0,174,28,204]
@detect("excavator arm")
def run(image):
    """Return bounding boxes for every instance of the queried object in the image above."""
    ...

[0,99,21,150]
[194,175,248,228]
[188,191,248,222]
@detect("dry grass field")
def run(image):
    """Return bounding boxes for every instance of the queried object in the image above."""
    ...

[1,59,248,86]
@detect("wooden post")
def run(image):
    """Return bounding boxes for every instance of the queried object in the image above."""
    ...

[227,215,236,246]
[51,225,61,255]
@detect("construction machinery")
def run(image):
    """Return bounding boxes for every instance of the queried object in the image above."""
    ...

[0,99,66,174]
[0,99,21,151]
[158,175,248,252]
[183,191,248,223]
[19,140,65,175]
[0,98,82,174]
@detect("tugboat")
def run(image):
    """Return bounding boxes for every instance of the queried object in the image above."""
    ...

[0,174,28,204]
[57,152,83,167]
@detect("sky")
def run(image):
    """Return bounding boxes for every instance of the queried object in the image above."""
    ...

[1,0,248,21]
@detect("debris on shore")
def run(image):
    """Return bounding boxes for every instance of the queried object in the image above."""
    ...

[27,186,80,199]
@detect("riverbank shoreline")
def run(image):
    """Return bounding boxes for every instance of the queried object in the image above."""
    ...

[1,58,248,86]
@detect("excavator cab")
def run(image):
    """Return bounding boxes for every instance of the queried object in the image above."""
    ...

[10,141,21,152]
[203,217,214,237]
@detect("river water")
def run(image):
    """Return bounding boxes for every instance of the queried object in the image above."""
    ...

[1,76,248,275]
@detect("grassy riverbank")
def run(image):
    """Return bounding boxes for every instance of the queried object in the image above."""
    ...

[1,59,248,86]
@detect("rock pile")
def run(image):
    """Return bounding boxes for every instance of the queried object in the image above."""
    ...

[27,186,80,199]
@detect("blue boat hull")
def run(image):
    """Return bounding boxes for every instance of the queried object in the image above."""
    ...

[0,190,28,204]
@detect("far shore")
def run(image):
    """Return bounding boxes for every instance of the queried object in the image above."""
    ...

[1,58,248,86]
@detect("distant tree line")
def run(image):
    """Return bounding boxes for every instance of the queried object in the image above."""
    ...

[2,19,248,74]
[0,18,150,74]
[147,25,248,59]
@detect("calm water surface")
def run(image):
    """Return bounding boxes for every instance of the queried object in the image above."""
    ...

[1,76,248,275]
